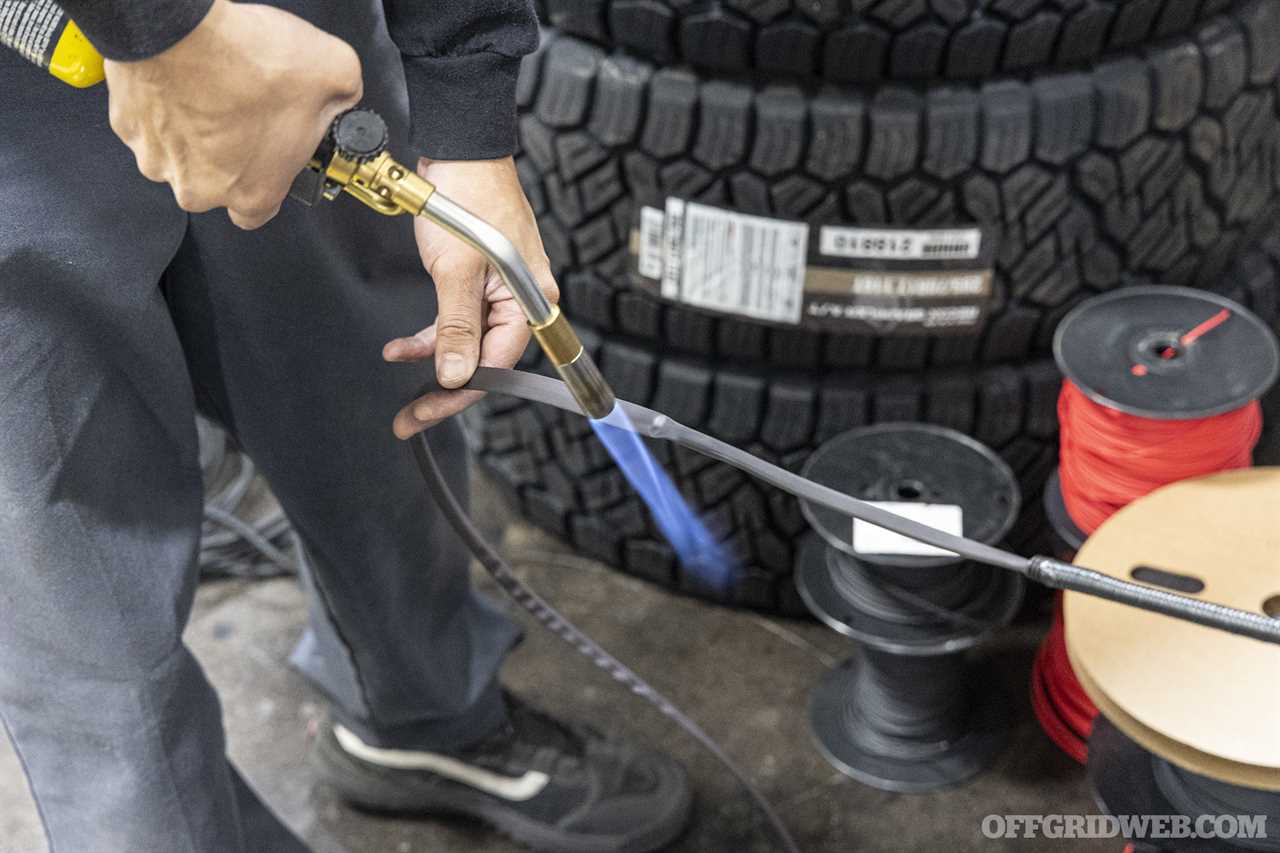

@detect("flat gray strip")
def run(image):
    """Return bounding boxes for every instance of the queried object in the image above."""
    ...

[463,367,1022,571]
[463,367,1280,645]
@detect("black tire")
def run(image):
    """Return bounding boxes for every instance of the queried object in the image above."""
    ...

[535,0,1243,85]
[517,7,1280,372]
[471,242,1279,614]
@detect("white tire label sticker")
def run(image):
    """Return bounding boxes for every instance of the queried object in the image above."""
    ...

[819,226,982,261]
[630,200,995,336]
[637,205,666,281]
[659,199,685,300]
[853,502,963,558]
[655,201,809,325]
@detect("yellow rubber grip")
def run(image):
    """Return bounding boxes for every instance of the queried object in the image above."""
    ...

[47,20,103,88]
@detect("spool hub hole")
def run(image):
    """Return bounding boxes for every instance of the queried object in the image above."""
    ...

[895,480,927,501]
[1152,338,1182,360]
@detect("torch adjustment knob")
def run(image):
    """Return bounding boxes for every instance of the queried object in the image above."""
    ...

[331,109,388,162]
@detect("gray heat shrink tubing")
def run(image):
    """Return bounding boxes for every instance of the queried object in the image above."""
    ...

[464,367,1280,646]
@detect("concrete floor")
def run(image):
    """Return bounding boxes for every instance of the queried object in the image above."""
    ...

[1,473,1113,853]
[5,393,1277,853]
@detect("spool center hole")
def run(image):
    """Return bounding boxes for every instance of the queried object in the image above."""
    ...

[895,479,926,500]
[1263,594,1280,618]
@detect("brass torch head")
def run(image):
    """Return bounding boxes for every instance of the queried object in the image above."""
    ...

[530,308,617,420]
[290,110,436,216]
[322,150,435,216]
[294,108,619,421]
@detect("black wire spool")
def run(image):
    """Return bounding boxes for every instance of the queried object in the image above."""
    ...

[1043,469,1086,559]
[793,424,1024,793]
[1089,717,1280,853]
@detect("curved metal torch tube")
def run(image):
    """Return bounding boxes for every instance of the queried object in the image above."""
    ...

[421,193,555,324]
[420,194,616,418]
[462,366,1280,645]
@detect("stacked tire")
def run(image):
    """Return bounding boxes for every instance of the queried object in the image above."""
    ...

[473,0,1280,613]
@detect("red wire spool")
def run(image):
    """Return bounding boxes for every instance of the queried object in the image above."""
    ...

[1031,595,1091,763]
[1033,287,1279,764]
[1057,380,1262,535]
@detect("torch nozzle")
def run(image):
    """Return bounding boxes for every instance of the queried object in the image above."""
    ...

[531,309,616,420]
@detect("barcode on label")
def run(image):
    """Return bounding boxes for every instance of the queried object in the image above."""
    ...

[637,207,665,280]
[852,502,963,558]
[661,198,685,300]
[819,226,982,261]
[667,201,809,325]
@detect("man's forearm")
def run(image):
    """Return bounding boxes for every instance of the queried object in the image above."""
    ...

[383,0,538,160]
[58,0,212,60]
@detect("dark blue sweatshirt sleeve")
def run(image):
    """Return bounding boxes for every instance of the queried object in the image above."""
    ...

[56,0,213,61]
[382,0,538,160]
[56,0,537,160]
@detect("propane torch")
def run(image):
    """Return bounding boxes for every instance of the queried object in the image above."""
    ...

[291,108,617,420]
[2,4,614,417]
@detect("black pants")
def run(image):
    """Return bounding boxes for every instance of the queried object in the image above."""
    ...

[0,5,519,850]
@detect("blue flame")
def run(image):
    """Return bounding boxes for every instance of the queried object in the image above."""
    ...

[589,404,735,592]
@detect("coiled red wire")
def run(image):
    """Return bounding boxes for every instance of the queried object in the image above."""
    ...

[1057,380,1262,536]
[1031,594,1092,763]
[1034,312,1264,764]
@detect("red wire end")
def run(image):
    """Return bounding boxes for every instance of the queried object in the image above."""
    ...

[1179,308,1231,347]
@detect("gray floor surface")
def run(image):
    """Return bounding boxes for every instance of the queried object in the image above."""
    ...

[4,392,1277,853]
[0,476,1111,853]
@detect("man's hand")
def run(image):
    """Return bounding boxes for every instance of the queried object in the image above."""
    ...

[384,157,557,439]
[104,0,362,229]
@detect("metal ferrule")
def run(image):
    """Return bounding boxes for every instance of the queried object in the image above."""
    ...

[530,306,582,367]
[531,308,616,417]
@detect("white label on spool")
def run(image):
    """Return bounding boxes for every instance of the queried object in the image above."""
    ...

[853,502,963,557]
[819,226,983,261]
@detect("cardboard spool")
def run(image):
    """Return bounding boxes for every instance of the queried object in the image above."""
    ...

[1064,468,1280,791]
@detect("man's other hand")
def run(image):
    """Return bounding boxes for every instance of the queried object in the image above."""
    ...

[383,157,557,439]
[105,0,362,229]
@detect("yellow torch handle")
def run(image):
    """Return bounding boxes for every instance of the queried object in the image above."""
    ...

[0,2,103,87]
[47,18,103,87]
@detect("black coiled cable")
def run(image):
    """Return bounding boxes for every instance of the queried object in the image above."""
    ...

[197,417,297,578]
[410,431,802,853]
[1152,759,1280,852]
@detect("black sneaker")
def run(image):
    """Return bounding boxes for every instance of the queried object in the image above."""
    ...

[313,693,693,853]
